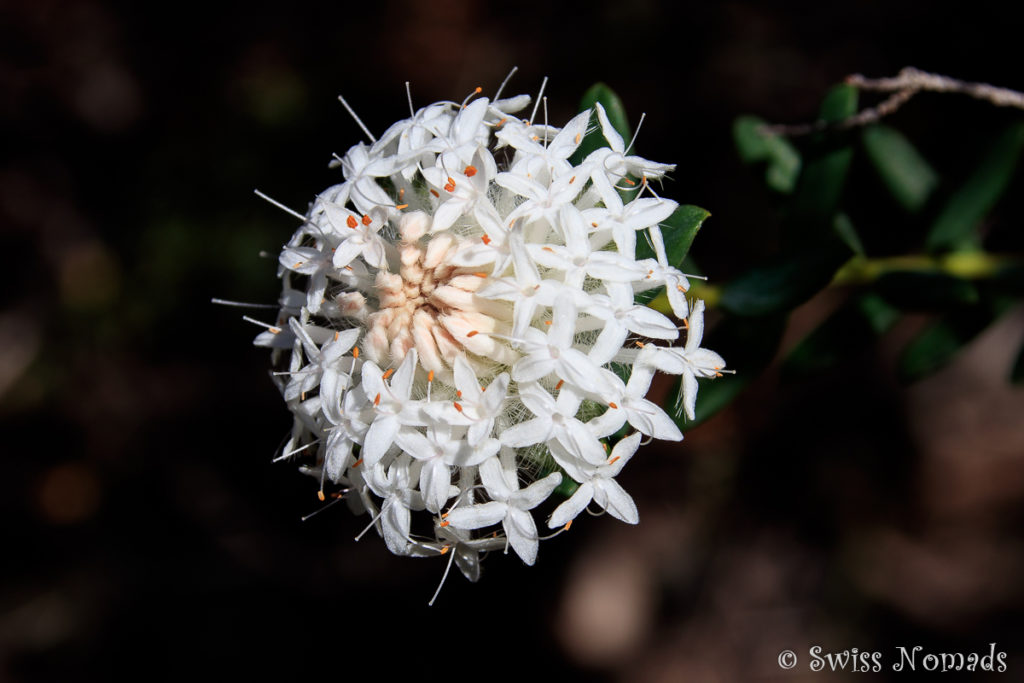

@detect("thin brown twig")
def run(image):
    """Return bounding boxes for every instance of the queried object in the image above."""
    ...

[759,67,1024,138]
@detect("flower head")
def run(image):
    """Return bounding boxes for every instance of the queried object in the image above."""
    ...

[251,78,725,598]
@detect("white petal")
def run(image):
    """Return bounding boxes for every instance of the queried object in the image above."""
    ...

[445,501,507,530]
[548,482,594,528]
[594,478,638,524]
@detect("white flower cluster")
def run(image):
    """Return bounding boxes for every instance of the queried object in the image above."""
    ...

[253,84,725,589]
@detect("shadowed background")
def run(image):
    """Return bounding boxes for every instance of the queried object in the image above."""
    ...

[2,1,1023,680]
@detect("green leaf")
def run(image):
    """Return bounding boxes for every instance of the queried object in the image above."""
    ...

[569,82,631,166]
[783,294,899,377]
[926,121,1024,252]
[833,213,865,257]
[874,271,979,311]
[733,116,802,193]
[718,241,851,317]
[787,84,859,244]
[898,306,997,382]
[635,204,711,266]
[862,125,939,213]
[1011,338,1024,384]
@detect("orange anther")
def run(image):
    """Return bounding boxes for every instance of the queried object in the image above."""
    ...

[382,368,395,380]
[440,545,451,555]
[555,379,564,390]
[293,261,303,268]
[564,520,573,530]
[361,214,372,226]
[624,177,636,186]
[569,176,576,184]
[373,393,381,406]
[456,390,462,398]
[677,284,687,292]
[330,491,345,499]
[542,246,554,252]
[444,183,455,193]
[544,320,552,326]
[608,455,620,465]
[352,458,364,468]
[346,215,358,228]
[682,319,689,330]
[353,347,359,358]
[574,133,581,144]
[635,341,645,348]
[473,272,488,278]
[300,391,306,402]
[399,188,405,198]
[440,520,450,528]
[467,330,479,338]
[716,372,723,378]
[395,203,409,210]
[270,327,281,334]
[474,86,482,93]
[592,222,598,228]
[464,165,477,177]
[481,234,491,245]
[531,135,540,142]
[428,370,435,382]
[334,331,340,341]
[608,402,619,409]
[430,189,440,198]
[453,402,463,412]
[498,117,508,126]
[317,490,326,501]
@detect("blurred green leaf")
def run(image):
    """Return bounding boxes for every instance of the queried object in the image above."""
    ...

[788,84,859,243]
[874,271,979,311]
[926,121,1024,252]
[570,82,630,166]
[833,213,865,257]
[783,294,899,377]
[862,125,938,213]
[1011,338,1024,384]
[718,241,851,317]
[734,116,802,193]
[898,305,999,381]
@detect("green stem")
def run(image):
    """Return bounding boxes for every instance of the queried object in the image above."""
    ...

[646,251,1023,314]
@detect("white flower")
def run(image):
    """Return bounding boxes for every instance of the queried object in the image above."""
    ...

[249,79,725,594]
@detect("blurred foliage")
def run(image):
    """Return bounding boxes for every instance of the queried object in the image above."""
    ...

[581,79,1024,433]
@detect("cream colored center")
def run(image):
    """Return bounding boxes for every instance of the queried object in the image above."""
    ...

[362,215,513,376]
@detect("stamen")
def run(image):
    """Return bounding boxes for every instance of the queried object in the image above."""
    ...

[382,368,395,380]
[395,204,409,210]
[361,214,372,226]
[473,272,488,278]
[575,133,582,144]
[430,189,440,198]
[338,95,377,143]
[253,189,306,222]
[453,402,463,413]
[353,347,360,358]
[481,235,491,245]
[440,545,451,555]
[635,341,646,348]
[592,222,598,227]
[608,402,619,409]
[334,331,340,341]
[608,455,620,465]
[373,393,381,406]
[530,76,548,125]
[493,65,518,101]
[555,379,564,390]
[440,520,450,527]
[456,390,462,398]
[428,370,435,382]
[318,490,326,501]
[544,320,552,326]
[466,330,479,337]
[352,458,364,468]
[444,178,456,193]
[399,187,406,199]
[564,520,572,531]
[464,165,477,177]
[623,177,637,186]
[346,215,358,228]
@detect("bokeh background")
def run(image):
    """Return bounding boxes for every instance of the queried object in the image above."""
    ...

[2,1,1023,680]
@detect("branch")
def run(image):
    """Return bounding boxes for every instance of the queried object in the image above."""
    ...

[761,67,1024,137]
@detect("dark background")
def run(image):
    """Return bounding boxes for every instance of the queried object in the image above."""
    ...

[2,1,1023,680]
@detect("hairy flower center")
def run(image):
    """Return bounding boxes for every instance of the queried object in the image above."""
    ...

[362,220,513,376]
